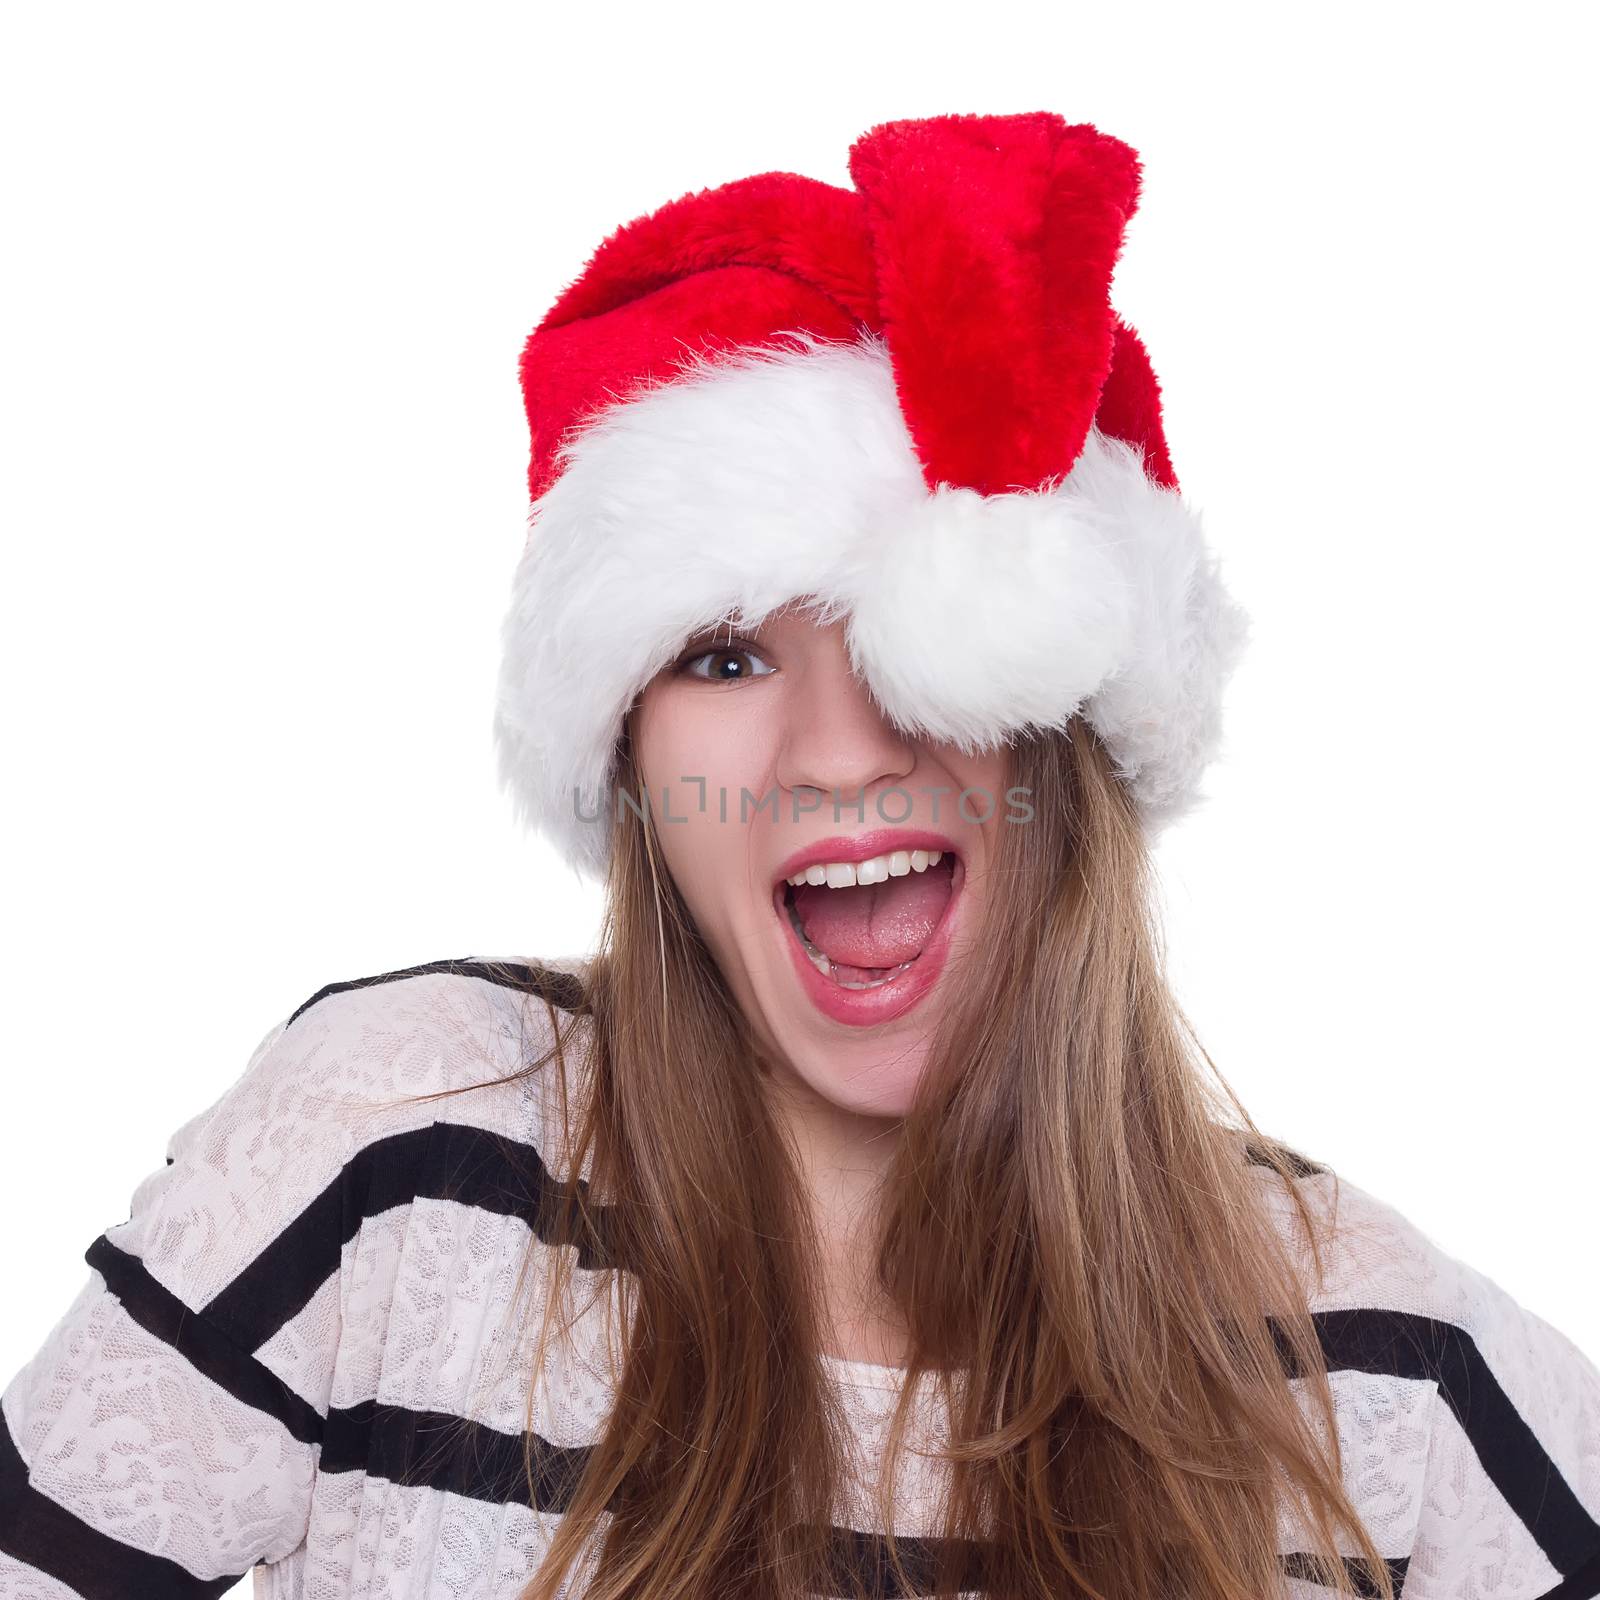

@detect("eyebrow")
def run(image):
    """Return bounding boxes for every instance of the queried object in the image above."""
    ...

[680,623,763,652]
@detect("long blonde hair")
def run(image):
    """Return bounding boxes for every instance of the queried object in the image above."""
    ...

[417,715,1393,1600]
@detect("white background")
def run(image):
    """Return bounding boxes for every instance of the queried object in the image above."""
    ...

[2,0,1595,1556]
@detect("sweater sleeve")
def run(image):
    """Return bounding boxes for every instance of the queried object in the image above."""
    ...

[1405,1259,1600,1600]
[0,1003,367,1598]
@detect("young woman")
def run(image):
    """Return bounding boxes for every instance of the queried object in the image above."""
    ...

[2,112,1597,1600]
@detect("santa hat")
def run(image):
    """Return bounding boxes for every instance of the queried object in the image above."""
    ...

[495,111,1250,881]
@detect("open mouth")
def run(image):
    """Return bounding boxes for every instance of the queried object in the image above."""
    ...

[775,848,959,993]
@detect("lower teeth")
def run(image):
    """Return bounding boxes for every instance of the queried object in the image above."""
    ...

[785,894,917,990]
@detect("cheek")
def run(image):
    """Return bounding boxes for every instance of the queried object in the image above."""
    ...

[633,684,775,927]
[949,746,1015,827]
[636,686,774,823]
[943,746,1017,909]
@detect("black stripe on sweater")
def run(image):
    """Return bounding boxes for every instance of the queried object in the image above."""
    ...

[1279,1551,1410,1598]
[1284,1308,1600,1580]
[1538,1541,1600,1600]
[1428,1317,1600,1582]
[83,1233,324,1446]
[285,956,589,1029]
[1242,1134,1329,1179]
[320,1398,592,1513]
[0,1404,244,1599]
[816,1524,975,1597]
[311,1405,1410,1599]
[197,1118,614,1354]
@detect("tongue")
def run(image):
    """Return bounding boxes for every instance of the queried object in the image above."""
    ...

[792,863,952,969]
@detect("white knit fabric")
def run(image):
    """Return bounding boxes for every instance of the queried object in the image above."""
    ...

[1,960,1596,1599]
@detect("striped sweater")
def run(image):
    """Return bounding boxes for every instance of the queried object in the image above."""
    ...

[1,957,1597,1599]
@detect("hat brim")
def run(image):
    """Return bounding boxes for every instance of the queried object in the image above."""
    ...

[494,330,1250,881]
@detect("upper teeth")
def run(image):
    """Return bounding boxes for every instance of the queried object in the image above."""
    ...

[785,849,945,888]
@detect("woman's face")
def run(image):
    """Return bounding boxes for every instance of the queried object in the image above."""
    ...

[632,607,1013,1120]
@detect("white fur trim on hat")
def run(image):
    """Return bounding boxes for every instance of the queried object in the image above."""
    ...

[494,330,1250,882]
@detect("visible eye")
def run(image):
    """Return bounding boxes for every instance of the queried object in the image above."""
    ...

[675,635,776,683]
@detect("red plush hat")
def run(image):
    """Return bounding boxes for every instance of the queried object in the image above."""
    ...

[496,111,1250,880]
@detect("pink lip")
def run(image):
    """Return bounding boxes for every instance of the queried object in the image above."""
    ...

[770,830,964,1029]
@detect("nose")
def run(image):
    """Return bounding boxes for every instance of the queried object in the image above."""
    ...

[774,621,917,808]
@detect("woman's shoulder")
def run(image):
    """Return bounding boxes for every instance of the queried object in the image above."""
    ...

[0,955,600,1584]
[1250,1143,1600,1411]
[217,951,593,1135]
[103,953,597,1330]
[1247,1142,1600,1596]
[261,951,594,1110]
[1250,1144,1589,1349]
